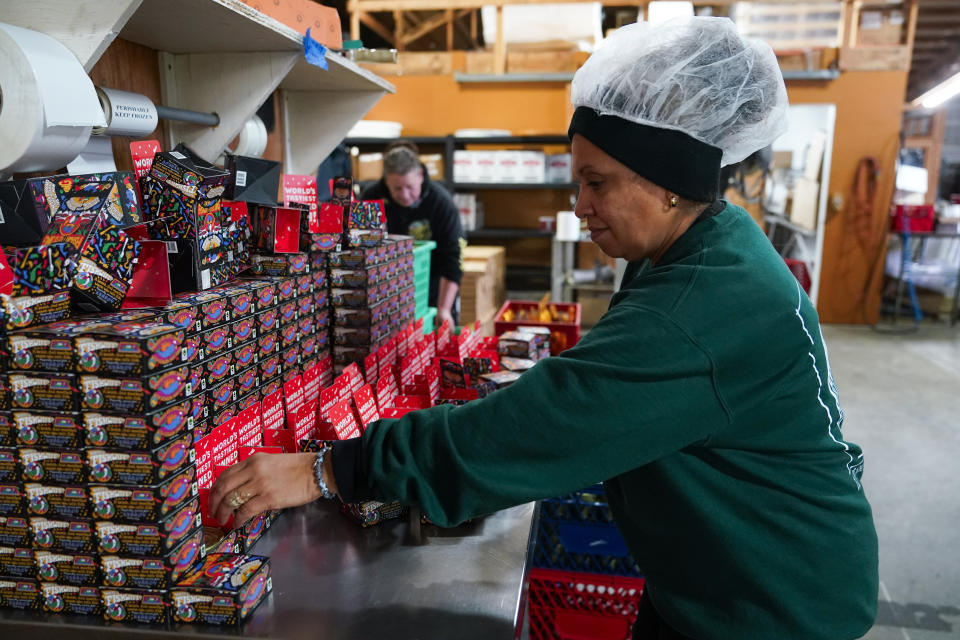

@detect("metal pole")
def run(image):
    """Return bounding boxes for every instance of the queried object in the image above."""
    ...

[155,105,220,127]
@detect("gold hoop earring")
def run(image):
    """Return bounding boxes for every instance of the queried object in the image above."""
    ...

[669,195,679,208]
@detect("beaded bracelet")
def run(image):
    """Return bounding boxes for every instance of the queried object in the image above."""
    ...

[312,446,336,500]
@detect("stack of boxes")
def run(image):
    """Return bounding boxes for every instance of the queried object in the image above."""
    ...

[0,311,204,618]
[328,235,415,378]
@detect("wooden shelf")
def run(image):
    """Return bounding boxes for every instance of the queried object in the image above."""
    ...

[454,72,575,83]
[765,214,817,237]
[346,136,449,145]
[0,0,394,172]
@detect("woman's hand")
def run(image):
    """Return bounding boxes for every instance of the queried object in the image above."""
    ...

[208,453,323,527]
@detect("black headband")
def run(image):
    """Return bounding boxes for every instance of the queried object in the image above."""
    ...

[568,106,722,202]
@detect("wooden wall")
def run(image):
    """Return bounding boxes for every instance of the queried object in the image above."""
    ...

[365,69,909,323]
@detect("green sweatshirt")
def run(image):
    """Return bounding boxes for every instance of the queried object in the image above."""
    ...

[339,202,878,639]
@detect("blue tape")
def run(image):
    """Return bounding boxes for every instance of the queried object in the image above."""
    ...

[304,28,328,71]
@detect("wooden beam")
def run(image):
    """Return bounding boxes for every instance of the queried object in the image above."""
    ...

[394,9,404,52]
[906,0,919,72]
[359,11,395,45]
[494,5,506,74]
[446,9,454,50]
[401,10,453,46]
[470,9,478,47]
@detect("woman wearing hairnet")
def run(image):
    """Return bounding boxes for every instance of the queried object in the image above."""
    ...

[211,17,878,639]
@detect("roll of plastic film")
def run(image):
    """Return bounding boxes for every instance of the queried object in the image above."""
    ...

[234,115,268,158]
[94,86,159,138]
[0,22,106,174]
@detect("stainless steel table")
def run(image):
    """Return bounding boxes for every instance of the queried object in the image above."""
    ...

[0,501,536,639]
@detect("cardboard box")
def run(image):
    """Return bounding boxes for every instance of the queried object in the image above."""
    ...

[328,246,380,269]
[95,498,201,556]
[0,516,30,547]
[24,484,90,520]
[255,307,280,336]
[231,315,258,347]
[356,153,384,181]
[29,517,96,554]
[1,245,74,331]
[34,551,100,586]
[100,527,205,590]
[256,331,281,361]
[101,588,168,624]
[858,9,903,46]
[88,465,197,523]
[13,411,84,449]
[252,205,302,254]
[453,150,477,183]
[235,0,342,48]
[4,327,76,372]
[40,583,101,616]
[170,553,272,625]
[0,578,41,610]
[6,372,77,412]
[0,483,25,517]
[295,295,313,318]
[278,299,298,326]
[546,154,572,183]
[20,449,86,484]
[143,144,229,240]
[81,399,195,451]
[225,155,281,206]
[420,154,445,181]
[0,547,35,579]
[789,177,820,231]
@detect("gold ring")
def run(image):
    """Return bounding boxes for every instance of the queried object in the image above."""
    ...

[227,490,251,509]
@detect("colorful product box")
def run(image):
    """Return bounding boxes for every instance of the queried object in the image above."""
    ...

[249,253,309,278]
[280,322,299,349]
[0,484,25,517]
[238,513,271,552]
[311,268,327,290]
[231,315,258,346]
[332,346,368,368]
[255,307,280,335]
[100,527,205,590]
[82,398,196,449]
[4,329,75,372]
[278,300,298,326]
[29,517,96,554]
[170,553,272,626]
[158,298,203,335]
[40,583,102,616]
[6,372,77,412]
[339,500,406,528]
[200,350,237,387]
[0,579,38,613]
[279,345,299,372]
[101,588,168,624]
[73,322,189,376]
[0,515,30,547]
[274,276,298,303]
[330,287,372,309]
[88,465,197,523]
[19,449,86,484]
[255,331,280,360]
[297,316,316,341]
[238,278,278,309]
[24,484,90,520]
[258,354,282,381]
[79,365,190,413]
[95,498,201,556]
[296,295,313,318]
[172,289,233,331]
[0,447,17,482]
[233,341,259,372]
[0,546,35,579]
[295,274,313,297]
[35,551,100,587]
[222,284,258,320]
[333,304,386,327]
[142,143,229,239]
[199,324,234,360]
[86,432,194,485]
[13,411,83,448]
[328,246,380,269]
[313,288,328,312]
[235,368,259,399]
[330,267,378,289]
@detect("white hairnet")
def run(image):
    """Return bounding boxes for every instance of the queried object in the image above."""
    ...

[571,17,788,166]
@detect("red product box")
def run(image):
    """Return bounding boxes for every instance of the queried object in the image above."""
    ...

[251,205,301,254]
[353,384,380,431]
[236,404,263,448]
[237,445,281,462]
[262,428,297,453]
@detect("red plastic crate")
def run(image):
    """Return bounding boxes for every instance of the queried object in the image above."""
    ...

[494,301,581,355]
[527,569,645,640]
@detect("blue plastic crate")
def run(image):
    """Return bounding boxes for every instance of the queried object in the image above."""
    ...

[532,485,643,577]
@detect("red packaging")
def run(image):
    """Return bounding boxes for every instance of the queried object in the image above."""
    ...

[302,362,321,404]
[260,390,284,432]
[236,404,263,448]
[130,140,162,180]
[293,399,318,441]
[353,385,380,431]
[237,446,282,462]
[328,400,361,439]
[194,432,217,490]
[282,174,319,232]
[282,377,304,424]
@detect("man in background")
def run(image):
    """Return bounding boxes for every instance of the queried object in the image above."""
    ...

[361,141,464,327]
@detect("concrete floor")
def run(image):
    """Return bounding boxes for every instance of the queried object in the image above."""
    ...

[822,324,960,639]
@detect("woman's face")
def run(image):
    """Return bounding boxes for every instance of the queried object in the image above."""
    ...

[572,134,693,263]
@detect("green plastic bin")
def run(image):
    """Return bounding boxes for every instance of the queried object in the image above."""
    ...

[412,240,436,318]
[420,307,437,332]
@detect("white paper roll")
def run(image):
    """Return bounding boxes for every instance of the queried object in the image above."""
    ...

[555,211,582,241]
[233,115,268,158]
[0,23,106,174]
[94,87,158,138]
[67,136,118,174]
